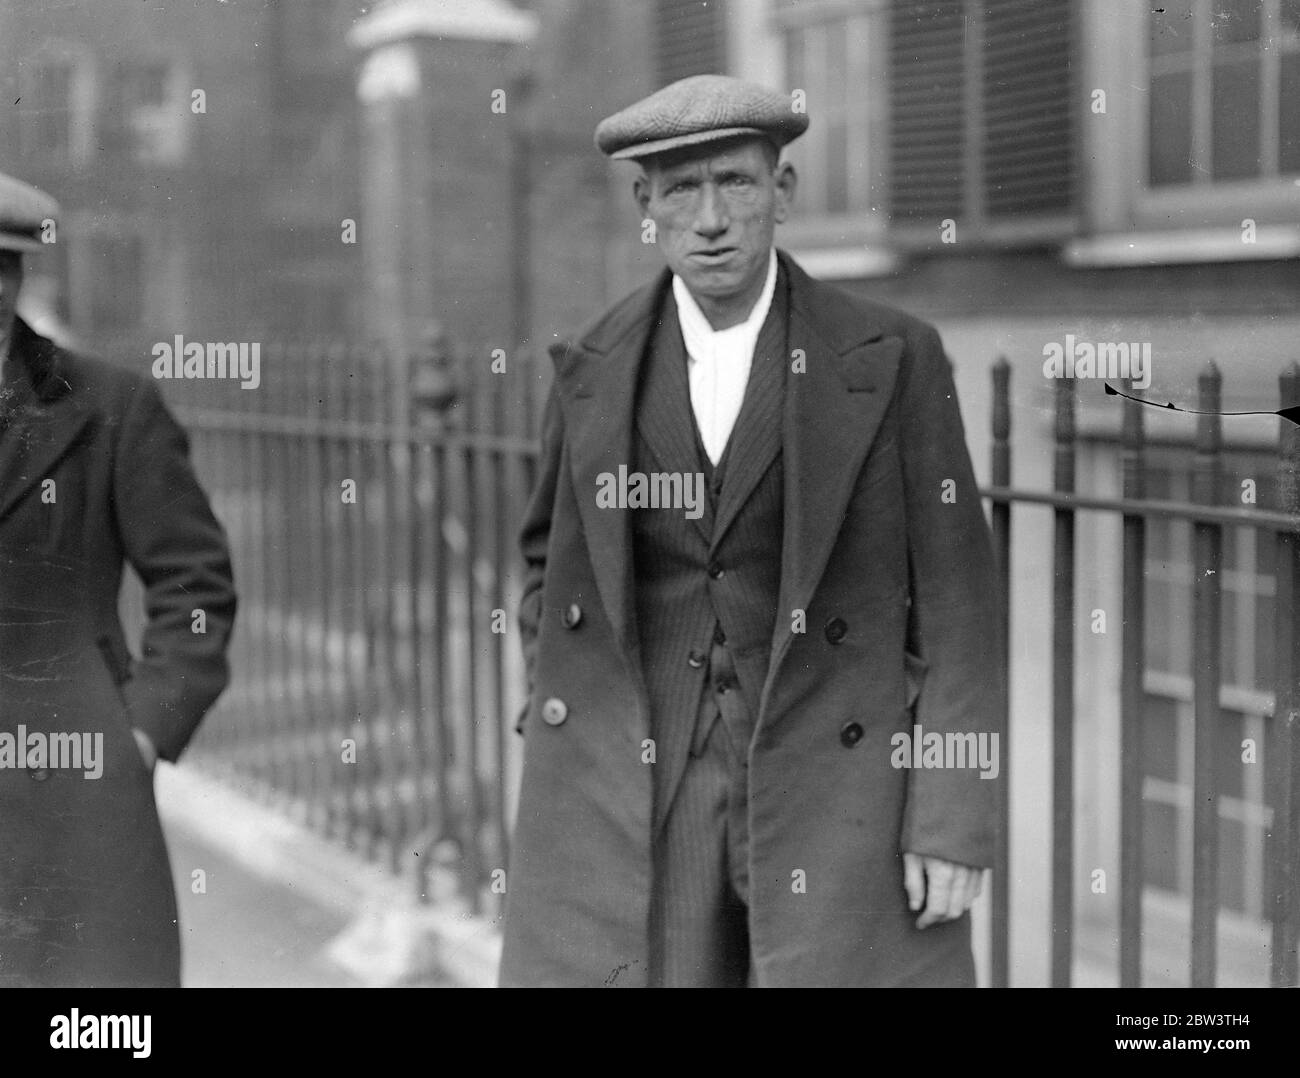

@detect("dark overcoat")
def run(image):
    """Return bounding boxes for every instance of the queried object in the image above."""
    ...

[500,251,1002,987]
[0,318,235,986]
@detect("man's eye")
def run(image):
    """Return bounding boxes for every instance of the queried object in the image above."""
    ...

[725,176,753,188]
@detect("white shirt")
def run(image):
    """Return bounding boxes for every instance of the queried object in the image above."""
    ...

[672,247,778,466]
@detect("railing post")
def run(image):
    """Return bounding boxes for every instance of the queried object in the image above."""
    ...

[1051,375,1076,987]
[1190,361,1223,986]
[990,357,1011,987]
[1120,374,1147,987]
[1271,362,1300,987]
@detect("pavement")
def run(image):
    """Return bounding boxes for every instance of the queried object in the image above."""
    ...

[168,826,365,987]
[155,763,499,988]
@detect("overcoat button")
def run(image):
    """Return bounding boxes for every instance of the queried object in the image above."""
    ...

[541,697,568,726]
[840,722,864,748]
[28,766,49,781]
[562,603,582,629]
[707,562,724,580]
[825,617,848,644]
[687,650,705,668]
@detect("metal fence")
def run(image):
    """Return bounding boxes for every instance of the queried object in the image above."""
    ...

[132,337,548,914]
[983,363,1300,989]
[118,336,1300,986]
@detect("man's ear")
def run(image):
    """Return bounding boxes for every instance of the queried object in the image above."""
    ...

[772,161,797,224]
[633,172,651,217]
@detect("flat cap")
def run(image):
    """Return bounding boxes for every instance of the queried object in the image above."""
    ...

[595,74,808,161]
[0,171,59,253]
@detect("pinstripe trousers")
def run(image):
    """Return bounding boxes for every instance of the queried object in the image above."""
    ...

[647,641,757,988]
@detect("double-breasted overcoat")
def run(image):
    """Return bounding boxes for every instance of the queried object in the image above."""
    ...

[501,252,1001,987]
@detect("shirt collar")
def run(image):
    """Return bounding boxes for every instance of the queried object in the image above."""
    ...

[671,247,778,356]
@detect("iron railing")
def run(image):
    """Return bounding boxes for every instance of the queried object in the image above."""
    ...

[116,335,1300,986]
[982,361,1300,988]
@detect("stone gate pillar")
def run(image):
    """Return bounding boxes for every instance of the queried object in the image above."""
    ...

[349,0,537,380]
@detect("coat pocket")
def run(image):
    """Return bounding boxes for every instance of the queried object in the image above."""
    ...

[93,634,153,777]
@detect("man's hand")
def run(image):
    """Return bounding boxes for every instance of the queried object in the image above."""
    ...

[131,728,159,773]
[903,853,982,928]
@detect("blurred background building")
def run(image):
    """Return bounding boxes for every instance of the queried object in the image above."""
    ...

[0,0,365,341]
[0,0,1297,988]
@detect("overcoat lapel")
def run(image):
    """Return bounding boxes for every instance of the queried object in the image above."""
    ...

[0,321,90,524]
[548,273,671,659]
[710,267,787,550]
[762,253,905,707]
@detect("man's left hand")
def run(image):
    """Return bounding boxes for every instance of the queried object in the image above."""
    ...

[902,853,982,928]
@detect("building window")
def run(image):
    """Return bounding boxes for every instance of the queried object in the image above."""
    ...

[886,0,1077,241]
[104,60,188,165]
[776,0,883,218]
[767,0,1077,249]
[1141,446,1279,920]
[1149,0,1300,188]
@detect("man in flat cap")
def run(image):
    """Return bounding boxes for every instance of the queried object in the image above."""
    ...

[0,172,236,986]
[502,75,1000,987]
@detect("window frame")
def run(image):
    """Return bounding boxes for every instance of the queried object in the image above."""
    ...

[18,41,96,166]
[1087,0,1300,240]
[753,0,892,264]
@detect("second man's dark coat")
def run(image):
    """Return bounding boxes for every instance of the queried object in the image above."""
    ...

[0,318,236,987]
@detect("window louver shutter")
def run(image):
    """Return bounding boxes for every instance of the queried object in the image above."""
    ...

[889,0,1075,230]
[888,0,967,222]
[982,0,1074,218]
[654,0,727,87]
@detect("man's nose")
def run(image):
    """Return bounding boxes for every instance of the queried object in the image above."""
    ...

[692,184,729,236]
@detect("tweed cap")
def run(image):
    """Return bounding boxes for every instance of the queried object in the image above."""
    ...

[595,74,808,161]
[0,172,58,253]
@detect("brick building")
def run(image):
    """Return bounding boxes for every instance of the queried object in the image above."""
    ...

[0,0,367,343]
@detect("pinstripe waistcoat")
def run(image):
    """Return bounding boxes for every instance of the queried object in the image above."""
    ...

[631,266,787,834]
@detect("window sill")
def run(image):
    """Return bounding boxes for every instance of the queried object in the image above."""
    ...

[1063,226,1300,268]
[785,245,899,280]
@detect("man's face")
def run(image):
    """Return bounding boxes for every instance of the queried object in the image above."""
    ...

[634,137,796,310]
[0,250,22,351]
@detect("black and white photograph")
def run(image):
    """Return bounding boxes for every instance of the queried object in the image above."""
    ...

[0,0,1296,1049]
